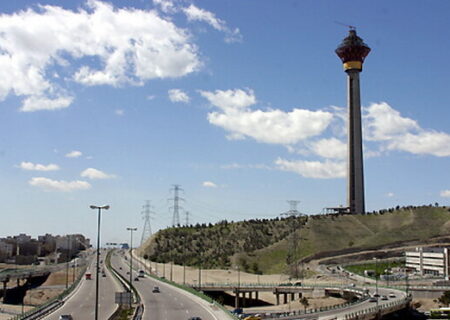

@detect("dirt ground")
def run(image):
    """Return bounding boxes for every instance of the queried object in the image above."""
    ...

[0,267,82,318]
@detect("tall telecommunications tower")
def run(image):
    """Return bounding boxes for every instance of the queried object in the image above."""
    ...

[335,29,371,215]
[140,200,154,245]
[281,200,303,278]
[169,184,184,226]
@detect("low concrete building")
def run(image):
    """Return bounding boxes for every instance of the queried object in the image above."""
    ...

[406,247,450,279]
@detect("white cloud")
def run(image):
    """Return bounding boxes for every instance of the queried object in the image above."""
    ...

[386,131,450,157]
[20,95,74,112]
[146,95,156,100]
[440,190,450,198]
[115,109,124,116]
[275,158,346,179]
[201,88,333,145]
[363,102,450,157]
[387,192,395,198]
[29,177,91,192]
[168,89,190,103]
[182,4,242,43]
[153,0,177,13]
[65,150,82,158]
[0,1,200,111]
[81,168,116,180]
[202,181,217,188]
[17,161,60,171]
[309,138,346,159]
[365,102,420,141]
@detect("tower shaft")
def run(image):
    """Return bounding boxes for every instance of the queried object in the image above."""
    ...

[347,70,365,214]
[335,29,370,215]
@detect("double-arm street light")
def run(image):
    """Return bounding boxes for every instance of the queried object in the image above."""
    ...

[126,227,137,308]
[90,205,110,320]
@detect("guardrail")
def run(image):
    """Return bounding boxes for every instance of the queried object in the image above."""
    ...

[11,261,88,320]
[129,252,239,320]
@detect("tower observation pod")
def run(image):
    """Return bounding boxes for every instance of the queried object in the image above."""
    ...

[335,29,371,215]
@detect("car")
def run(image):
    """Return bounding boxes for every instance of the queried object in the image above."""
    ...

[373,293,380,298]
[188,318,202,320]
[388,292,396,298]
[381,295,388,300]
[152,286,160,293]
[59,315,73,320]
[102,273,106,277]
[368,297,378,302]
[134,277,139,281]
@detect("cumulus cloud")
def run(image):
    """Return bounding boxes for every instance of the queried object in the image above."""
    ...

[0,0,200,111]
[201,88,333,145]
[202,181,217,188]
[29,177,91,192]
[115,109,124,116]
[364,102,450,157]
[275,158,346,179]
[308,138,346,159]
[183,4,242,43]
[65,150,82,158]
[20,95,74,112]
[17,161,60,171]
[81,168,116,180]
[440,190,450,198]
[168,89,190,103]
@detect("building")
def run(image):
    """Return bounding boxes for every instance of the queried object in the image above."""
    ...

[335,29,371,214]
[406,247,450,279]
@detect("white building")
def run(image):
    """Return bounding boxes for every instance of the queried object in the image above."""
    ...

[405,247,450,279]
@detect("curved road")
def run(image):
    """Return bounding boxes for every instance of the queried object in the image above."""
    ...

[47,251,121,320]
[110,251,226,320]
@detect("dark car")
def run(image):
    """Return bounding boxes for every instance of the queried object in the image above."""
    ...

[188,317,202,320]
[59,315,73,320]
[152,286,160,293]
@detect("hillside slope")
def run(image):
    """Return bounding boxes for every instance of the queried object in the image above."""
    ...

[139,206,450,274]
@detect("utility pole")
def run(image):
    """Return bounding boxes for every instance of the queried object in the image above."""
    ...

[140,200,154,246]
[169,184,184,226]
[126,227,137,309]
[281,200,303,279]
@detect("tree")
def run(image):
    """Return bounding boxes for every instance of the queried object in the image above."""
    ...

[439,291,450,306]
[300,296,309,312]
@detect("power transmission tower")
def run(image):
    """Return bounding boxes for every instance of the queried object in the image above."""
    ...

[140,200,154,246]
[169,184,184,226]
[185,211,190,226]
[281,200,304,279]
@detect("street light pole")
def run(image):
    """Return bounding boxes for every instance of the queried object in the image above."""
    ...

[90,205,110,320]
[126,227,137,309]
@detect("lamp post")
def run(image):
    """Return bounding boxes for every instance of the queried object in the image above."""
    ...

[90,205,110,320]
[182,236,186,285]
[65,235,70,289]
[126,227,137,309]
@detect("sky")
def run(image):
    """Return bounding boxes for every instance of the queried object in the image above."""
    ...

[0,0,449,245]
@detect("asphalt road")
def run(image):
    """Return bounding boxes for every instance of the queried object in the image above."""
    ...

[110,251,220,320]
[47,251,121,320]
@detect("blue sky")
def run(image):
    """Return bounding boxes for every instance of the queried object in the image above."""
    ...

[0,0,449,245]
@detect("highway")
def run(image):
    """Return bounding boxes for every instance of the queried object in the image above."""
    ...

[47,252,121,320]
[110,251,227,320]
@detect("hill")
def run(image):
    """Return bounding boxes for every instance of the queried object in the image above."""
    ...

[138,206,450,274]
